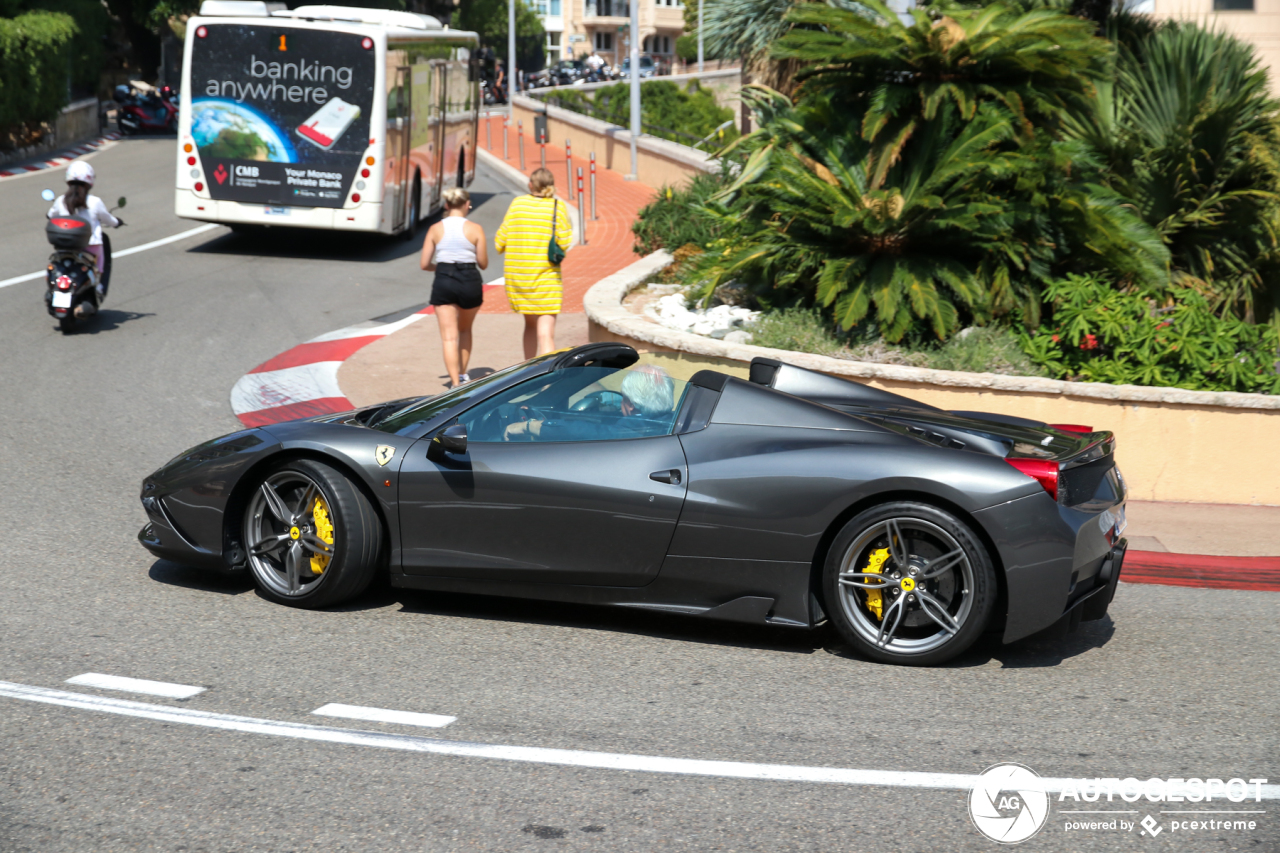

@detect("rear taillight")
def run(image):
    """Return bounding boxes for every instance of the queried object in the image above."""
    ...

[1005,457,1059,501]
[1050,423,1093,434]
[55,275,73,291]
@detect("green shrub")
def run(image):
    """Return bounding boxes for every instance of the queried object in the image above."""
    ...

[1021,275,1280,393]
[632,164,734,255]
[543,80,738,147]
[745,308,1048,376]
[0,11,77,139]
[747,307,845,356]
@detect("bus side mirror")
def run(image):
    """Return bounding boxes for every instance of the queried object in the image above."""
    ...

[117,197,127,209]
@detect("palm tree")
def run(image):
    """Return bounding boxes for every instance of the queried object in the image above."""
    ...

[695,87,1165,339]
[1069,23,1280,322]
[773,0,1113,155]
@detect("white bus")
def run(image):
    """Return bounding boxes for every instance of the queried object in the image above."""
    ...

[176,1,480,235]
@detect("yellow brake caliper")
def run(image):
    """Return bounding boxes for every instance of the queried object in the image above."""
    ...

[310,496,334,575]
[862,547,891,621]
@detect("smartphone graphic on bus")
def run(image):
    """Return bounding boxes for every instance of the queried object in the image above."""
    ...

[296,97,361,149]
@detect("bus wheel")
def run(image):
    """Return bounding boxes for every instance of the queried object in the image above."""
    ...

[403,175,420,242]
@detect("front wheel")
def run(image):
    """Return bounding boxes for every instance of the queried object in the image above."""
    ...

[242,459,383,608]
[823,502,996,666]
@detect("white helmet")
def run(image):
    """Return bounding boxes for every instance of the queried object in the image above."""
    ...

[66,161,95,186]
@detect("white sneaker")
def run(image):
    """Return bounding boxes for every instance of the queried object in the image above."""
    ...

[458,373,470,383]
[95,283,105,298]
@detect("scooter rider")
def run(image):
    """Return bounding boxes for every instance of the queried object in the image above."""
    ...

[47,161,119,299]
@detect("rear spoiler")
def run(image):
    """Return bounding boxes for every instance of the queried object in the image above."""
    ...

[748,357,941,413]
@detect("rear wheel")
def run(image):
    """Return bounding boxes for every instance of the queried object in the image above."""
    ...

[402,174,421,241]
[823,502,996,666]
[58,316,74,334]
[242,459,382,608]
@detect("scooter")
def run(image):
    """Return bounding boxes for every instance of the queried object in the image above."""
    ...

[40,188,126,334]
[114,83,178,135]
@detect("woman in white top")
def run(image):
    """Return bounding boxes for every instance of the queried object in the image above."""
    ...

[47,160,119,297]
[420,187,490,387]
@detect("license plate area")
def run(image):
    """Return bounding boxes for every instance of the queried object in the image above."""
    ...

[51,290,72,308]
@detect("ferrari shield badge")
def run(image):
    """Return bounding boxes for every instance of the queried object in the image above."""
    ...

[375,445,395,467]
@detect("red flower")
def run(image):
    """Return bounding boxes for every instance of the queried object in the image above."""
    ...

[1051,334,1060,343]
[1080,333,1099,351]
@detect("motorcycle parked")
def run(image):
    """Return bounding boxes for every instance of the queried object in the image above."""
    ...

[114,82,178,135]
[40,188,126,334]
[481,78,506,106]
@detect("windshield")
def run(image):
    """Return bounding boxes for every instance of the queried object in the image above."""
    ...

[370,362,528,434]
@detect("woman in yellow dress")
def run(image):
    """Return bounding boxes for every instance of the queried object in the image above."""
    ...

[494,167,573,357]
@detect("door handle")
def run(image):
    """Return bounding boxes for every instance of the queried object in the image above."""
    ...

[649,469,681,485]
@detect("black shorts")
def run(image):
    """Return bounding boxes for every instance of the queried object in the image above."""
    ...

[430,262,484,309]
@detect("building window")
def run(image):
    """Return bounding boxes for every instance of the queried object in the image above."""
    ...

[586,0,627,15]
[595,32,614,51]
[1213,0,1253,8]
[548,32,561,61]
[550,0,560,14]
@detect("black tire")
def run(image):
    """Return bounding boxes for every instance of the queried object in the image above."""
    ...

[823,501,996,666]
[58,316,75,334]
[456,148,466,190]
[402,174,421,241]
[241,459,383,608]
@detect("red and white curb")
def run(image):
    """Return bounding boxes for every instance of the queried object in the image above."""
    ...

[231,280,504,427]
[0,132,122,180]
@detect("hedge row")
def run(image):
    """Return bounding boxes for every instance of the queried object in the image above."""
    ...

[0,11,77,138]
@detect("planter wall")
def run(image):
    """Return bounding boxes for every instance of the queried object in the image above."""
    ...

[510,94,716,190]
[585,251,1280,506]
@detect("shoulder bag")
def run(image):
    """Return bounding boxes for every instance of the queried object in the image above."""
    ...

[547,198,566,266]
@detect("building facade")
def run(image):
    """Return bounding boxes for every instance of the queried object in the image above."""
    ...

[531,0,686,68]
[1147,0,1280,89]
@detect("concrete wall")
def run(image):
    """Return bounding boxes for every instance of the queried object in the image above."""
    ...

[511,93,717,189]
[0,98,101,170]
[586,252,1280,506]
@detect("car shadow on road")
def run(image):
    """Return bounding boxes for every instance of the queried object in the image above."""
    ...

[953,617,1117,669]
[184,191,505,265]
[147,559,254,595]
[382,588,830,655]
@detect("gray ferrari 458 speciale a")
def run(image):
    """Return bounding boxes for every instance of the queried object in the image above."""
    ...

[139,343,1128,665]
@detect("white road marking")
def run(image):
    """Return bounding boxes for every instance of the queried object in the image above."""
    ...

[230,361,344,414]
[4,680,1278,799]
[65,673,206,700]
[0,224,220,290]
[312,703,456,729]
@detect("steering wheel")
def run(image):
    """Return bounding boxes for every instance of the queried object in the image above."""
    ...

[570,390,624,413]
[504,406,553,441]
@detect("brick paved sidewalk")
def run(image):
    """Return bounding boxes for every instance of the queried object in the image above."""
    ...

[478,113,657,314]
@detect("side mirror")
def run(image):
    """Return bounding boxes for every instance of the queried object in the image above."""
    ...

[436,423,468,454]
[116,197,127,209]
[41,189,56,201]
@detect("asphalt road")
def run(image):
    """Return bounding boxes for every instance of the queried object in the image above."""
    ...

[0,138,1276,853]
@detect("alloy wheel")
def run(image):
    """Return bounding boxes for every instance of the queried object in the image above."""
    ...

[243,471,336,598]
[835,517,975,655]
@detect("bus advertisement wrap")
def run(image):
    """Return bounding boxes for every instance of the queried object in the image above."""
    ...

[189,25,376,208]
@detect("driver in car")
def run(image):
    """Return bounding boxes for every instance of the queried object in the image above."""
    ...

[503,364,676,441]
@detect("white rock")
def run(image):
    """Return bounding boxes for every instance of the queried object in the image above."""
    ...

[724,330,753,344]
[644,292,760,339]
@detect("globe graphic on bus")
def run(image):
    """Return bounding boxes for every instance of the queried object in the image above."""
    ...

[191,99,295,162]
